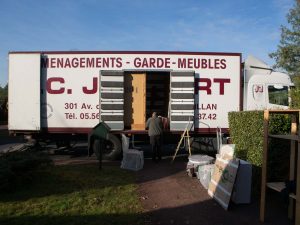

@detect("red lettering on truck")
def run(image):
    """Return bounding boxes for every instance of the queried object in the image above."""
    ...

[178,58,227,69]
[197,78,212,94]
[82,77,98,94]
[41,57,123,68]
[134,57,171,68]
[213,78,230,95]
[195,78,231,95]
[46,77,65,94]
[46,77,99,95]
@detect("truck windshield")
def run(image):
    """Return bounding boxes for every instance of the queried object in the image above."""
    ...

[268,85,289,106]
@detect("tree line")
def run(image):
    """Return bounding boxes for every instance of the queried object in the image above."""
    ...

[0,84,8,122]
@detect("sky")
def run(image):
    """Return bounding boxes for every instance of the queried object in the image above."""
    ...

[0,0,295,87]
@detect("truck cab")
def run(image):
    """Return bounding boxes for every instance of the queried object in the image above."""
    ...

[243,55,293,110]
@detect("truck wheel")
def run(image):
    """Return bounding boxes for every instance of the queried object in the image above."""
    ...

[93,134,122,160]
[56,140,71,149]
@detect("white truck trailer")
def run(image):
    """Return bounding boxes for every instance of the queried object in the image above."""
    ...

[8,51,293,157]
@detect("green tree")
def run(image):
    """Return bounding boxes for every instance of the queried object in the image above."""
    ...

[270,1,300,108]
[0,84,8,104]
[290,76,300,108]
[0,84,8,121]
[270,1,300,76]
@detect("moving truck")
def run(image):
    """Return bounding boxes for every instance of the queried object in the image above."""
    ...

[8,51,293,158]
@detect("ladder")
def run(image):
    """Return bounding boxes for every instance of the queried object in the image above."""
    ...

[172,120,192,162]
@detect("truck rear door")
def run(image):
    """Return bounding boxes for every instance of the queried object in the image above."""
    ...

[170,71,195,131]
[9,53,41,131]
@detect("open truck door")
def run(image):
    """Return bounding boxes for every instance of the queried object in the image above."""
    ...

[170,71,195,131]
[99,71,124,130]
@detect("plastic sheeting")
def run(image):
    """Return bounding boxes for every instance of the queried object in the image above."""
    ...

[120,134,144,171]
[198,164,215,189]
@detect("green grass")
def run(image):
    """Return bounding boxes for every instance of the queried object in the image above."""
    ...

[0,163,143,225]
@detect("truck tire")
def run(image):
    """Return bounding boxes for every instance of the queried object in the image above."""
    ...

[93,134,122,160]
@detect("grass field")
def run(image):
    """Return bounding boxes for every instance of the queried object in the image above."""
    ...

[0,163,143,225]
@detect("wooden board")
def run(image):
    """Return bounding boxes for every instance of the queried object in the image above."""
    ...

[260,110,269,222]
[267,182,296,199]
[296,136,300,224]
[131,73,146,130]
[208,154,239,210]
[124,73,146,130]
[260,110,300,223]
